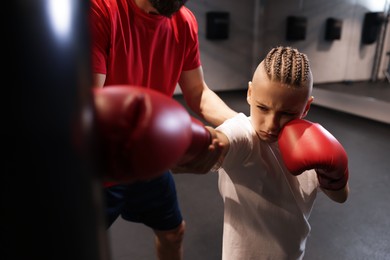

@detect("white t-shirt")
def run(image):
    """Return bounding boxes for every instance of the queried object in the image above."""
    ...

[217,113,319,260]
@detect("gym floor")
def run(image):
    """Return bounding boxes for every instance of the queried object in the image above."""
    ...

[108,80,390,260]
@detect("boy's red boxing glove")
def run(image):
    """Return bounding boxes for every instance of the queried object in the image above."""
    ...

[93,85,211,184]
[278,119,349,191]
[177,117,211,165]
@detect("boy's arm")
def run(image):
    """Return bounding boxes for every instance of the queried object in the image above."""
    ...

[172,127,230,174]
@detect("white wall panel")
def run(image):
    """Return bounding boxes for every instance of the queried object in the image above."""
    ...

[175,0,389,94]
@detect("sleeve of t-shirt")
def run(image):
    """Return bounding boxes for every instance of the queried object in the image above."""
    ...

[216,113,255,169]
[180,7,201,71]
[89,0,111,74]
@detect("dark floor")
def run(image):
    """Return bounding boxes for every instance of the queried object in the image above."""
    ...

[108,81,390,260]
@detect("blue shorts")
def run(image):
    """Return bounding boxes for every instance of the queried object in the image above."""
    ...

[104,171,183,231]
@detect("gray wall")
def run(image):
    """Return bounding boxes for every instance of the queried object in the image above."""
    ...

[176,0,390,93]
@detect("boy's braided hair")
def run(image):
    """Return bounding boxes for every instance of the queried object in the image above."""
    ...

[264,46,311,87]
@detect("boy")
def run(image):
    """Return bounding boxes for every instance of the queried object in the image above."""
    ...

[209,46,349,259]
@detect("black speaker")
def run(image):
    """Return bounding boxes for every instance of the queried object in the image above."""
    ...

[362,12,385,44]
[325,18,342,41]
[206,11,230,40]
[286,16,307,41]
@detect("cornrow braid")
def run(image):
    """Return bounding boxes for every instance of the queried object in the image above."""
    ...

[264,46,311,87]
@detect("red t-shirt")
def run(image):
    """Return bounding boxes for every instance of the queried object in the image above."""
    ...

[89,0,201,97]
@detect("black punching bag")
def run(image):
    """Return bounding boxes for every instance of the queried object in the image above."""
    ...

[4,1,109,260]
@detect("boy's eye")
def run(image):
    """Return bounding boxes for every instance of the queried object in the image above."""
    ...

[257,106,268,112]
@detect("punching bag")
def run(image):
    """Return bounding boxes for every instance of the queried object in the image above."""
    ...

[4,1,110,260]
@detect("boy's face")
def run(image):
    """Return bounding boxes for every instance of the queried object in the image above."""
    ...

[247,62,313,143]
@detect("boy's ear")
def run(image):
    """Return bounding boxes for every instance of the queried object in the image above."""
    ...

[247,81,252,105]
[301,96,314,118]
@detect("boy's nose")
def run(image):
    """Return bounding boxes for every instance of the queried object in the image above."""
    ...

[265,114,280,134]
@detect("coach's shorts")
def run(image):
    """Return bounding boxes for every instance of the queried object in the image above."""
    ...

[104,171,183,231]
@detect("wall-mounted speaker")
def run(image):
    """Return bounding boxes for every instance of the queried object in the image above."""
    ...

[362,12,385,44]
[286,16,307,41]
[206,11,230,40]
[325,18,342,41]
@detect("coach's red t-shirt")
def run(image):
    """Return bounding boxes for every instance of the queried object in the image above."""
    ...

[90,0,201,97]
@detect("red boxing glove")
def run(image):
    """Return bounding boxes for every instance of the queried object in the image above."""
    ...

[278,119,349,190]
[93,85,193,183]
[177,117,212,165]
